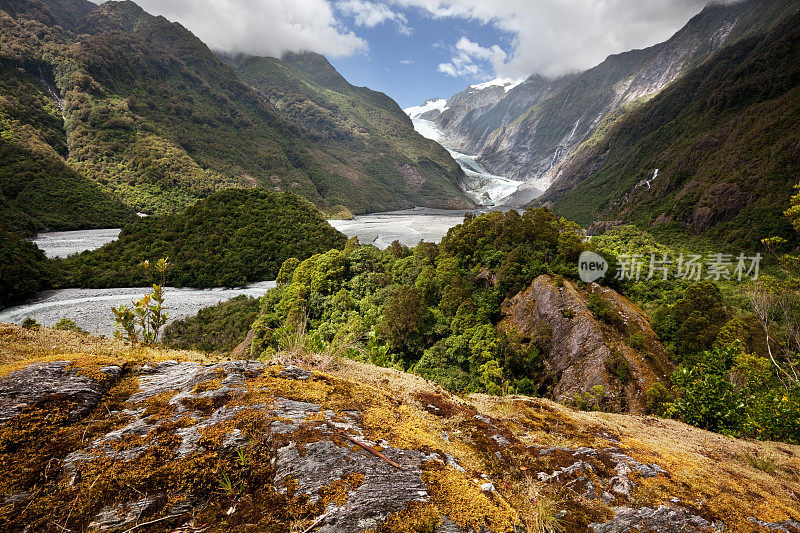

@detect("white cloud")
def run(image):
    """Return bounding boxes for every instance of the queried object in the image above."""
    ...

[400,58,415,64]
[393,0,734,78]
[336,0,412,35]
[128,0,367,58]
[438,37,507,79]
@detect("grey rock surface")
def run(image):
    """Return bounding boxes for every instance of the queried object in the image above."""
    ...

[0,361,121,423]
[590,505,719,532]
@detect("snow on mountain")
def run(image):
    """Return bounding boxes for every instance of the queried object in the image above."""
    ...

[404,98,449,119]
[469,78,524,92]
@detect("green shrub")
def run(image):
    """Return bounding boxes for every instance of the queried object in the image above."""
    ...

[628,332,645,350]
[53,318,87,334]
[21,318,40,330]
[644,383,671,415]
[604,352,630,382]
[0,225,49,308]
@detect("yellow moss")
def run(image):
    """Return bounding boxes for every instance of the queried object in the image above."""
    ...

[370,501,442,533]
[422,465,521,533]
[138,390,179,418]
[319,472,365,508]
[193,378,223,393]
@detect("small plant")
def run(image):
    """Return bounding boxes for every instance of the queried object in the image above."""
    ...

[512,476,564,533]
[628,332,645,350]
[604,352,630,382]
[561,308,574,319]
[268,315,360,371]
[570,385,606,411]
[587,294,609,320]
[53,318,87,334]
[217,471,239,497]
[236,448,248,467]
[644,383,671,415]
[743,450,777,474]
[21,317,40,330]
[112,258,171,344]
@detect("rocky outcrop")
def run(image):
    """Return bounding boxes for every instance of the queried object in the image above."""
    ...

[591,506,719,532]
[1,325,798,532]
[500,275,673,412]
[0,360,122,423]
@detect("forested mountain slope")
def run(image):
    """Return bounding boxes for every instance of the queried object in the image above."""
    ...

[540,9,800,249]
[418,0,799,202]
[0,0,471,233]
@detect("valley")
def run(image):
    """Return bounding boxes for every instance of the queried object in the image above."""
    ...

[1,0,800,531]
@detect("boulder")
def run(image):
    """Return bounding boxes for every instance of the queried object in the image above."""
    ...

[0,361,122,423]
[500,275,673,412]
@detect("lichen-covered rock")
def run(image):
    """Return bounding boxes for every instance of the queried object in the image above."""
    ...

[89,496,161,531]
[590,505,719,532]
[499,274,673,412]
[1,326,798,533]
[536,446,667,505]
[0,361,121,423]
[748,517,800,532]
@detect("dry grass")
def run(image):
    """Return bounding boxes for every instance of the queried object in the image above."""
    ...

[0,323,214,372]
[509,476,564,533]
[268,318,359,372]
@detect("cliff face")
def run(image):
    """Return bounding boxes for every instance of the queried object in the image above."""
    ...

[538,7,800,248]
[500,275,673,413]
[421,0,799,201]
[1,325,799,533]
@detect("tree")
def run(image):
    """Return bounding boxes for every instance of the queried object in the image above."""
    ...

[377,286,426,351]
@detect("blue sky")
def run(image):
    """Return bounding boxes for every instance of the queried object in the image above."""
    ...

[328,7,516,108]
[127,0,720,110]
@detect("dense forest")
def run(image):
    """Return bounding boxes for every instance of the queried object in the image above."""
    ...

[0,223,49,308]
[57,189,347,288]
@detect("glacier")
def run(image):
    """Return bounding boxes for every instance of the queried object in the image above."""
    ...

[405,116,525,206]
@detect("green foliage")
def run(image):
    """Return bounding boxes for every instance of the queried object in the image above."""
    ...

[58,190,347,288]
[0,59,134,235]
[53,318,86,334]
[163,295,260,354]
[569,385,607,412]
[627,332,645,350]
[0,224,49,308]
[377,286,428,353]
[249,208,582,394]
[586,294,610,320]
[604,352,630,382]
[20,317,40,330]
[666,345,800,443]
[644,383,671,416]
[652,282,729,361]
[549,10,800,250]
[112,259,170,344]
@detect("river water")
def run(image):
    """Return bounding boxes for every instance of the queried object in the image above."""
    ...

[3,210,479,335]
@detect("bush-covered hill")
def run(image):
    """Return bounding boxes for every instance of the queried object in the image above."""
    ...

[248,209,595,396]
[57,189,347,288]
[0,224,49,309]
[163,295,260,354]
[0,0,471,230]
[541,9,800,249]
